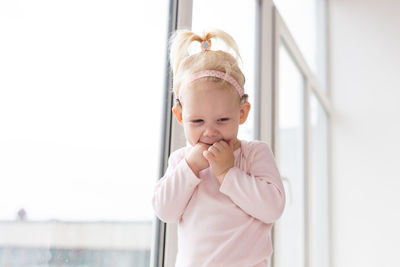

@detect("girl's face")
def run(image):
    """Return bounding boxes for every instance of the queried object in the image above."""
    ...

[173,80,250,148]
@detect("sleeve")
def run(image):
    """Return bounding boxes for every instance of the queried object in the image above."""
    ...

[219,142,286,224]
[152,148,202,223]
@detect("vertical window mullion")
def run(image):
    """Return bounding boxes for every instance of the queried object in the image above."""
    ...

[304,78,311,267]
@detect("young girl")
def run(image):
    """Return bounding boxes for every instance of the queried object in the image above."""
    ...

[152,29,285,267]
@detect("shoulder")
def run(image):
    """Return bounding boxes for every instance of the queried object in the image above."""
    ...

[241,139,272,153]
[240,139,275,160]
[240,140,280,174]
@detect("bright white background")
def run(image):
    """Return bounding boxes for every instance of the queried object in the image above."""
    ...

[0,0,168,222]
[330,0,400,266]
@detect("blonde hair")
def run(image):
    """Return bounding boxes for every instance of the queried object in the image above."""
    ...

[169,29,246,107]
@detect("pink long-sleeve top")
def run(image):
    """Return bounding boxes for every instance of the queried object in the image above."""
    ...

[152,140,286,267]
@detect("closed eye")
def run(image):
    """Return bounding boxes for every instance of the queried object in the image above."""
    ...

[191,119,204,123]
[217,118,230,122]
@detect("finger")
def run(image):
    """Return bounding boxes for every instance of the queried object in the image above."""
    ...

[208,145,219,155]
[196,144,211,155]
[203,150,216,162]
[217,140,231,151]
[220,140,230,149]
[213,142,224,151]
[198,142,211,150]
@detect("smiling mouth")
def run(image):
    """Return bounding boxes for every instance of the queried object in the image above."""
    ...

[200,139,226,146]
[202,142,214,146]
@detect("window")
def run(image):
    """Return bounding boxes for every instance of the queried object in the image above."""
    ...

[273,0,328,90]
[272,4,331,267]
[310,93,330,267]
[274,44,306,267]
[0,0,168,266]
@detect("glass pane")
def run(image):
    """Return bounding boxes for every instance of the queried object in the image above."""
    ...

[273,0,327,91]
[192,0,256,140]
[0,0,168,266]
[274,44,305,267]
[310,93,329,267]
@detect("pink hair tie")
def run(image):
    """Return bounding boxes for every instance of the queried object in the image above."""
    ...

[190,70,245,98]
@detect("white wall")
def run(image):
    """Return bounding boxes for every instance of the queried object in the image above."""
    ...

[329,0,400,266]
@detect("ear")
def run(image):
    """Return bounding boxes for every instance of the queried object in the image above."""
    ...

[172,106,183,125]
[239,101,251,124]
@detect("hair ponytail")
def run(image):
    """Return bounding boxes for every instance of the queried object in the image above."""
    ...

[169,29,245,103]
[170,30,202,77]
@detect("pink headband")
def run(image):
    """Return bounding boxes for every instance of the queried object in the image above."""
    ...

[190,70,245,98]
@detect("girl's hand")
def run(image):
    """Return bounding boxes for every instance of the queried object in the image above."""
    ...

[185,143,211,177]
[203,140,234,184]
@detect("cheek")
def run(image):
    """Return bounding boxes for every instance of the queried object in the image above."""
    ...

[183,124,200,141]
[222,123,239,137]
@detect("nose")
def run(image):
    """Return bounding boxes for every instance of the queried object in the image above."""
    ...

[203,124,219,137]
